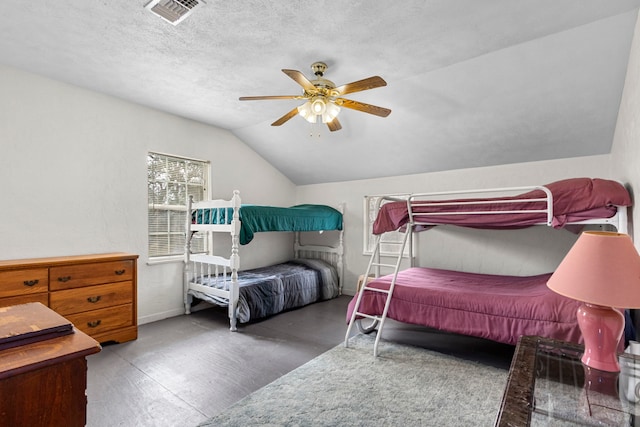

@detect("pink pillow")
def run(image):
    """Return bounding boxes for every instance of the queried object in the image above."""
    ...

[544,178,631,215]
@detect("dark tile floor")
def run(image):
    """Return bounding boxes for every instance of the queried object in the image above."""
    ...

[86,295,514,426]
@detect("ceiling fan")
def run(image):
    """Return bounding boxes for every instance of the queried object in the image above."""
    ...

[239,62,391,132]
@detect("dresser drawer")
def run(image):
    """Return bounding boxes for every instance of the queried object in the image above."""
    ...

[0,293,48,308]
[50,281,133,315]
[64,304,133,337]
[50,260,134,290]
[0,268,48,297]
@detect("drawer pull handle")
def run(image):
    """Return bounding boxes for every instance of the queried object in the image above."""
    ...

[115,269,126,275]
[87,320,102,328]
[23,279,39,286]
[87,296,102,303]
[58,276,72,283]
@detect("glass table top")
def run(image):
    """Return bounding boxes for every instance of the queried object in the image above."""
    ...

[531,340,640,426]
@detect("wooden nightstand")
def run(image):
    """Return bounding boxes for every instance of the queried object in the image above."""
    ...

[0,302,101,426]
[356,274,374,292]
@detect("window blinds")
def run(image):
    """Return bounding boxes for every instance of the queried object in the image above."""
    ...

[147,152,209,257]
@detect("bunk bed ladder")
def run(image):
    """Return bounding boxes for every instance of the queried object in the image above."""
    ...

[344,228,411,357]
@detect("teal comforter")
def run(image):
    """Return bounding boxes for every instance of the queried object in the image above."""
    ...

[193,204,343,245]
[239,204,342,245]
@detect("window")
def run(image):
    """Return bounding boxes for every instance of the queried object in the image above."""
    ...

[363,195,410,257]
[147,152,210,258]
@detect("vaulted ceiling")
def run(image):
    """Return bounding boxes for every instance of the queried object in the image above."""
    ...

[1,1,638,185]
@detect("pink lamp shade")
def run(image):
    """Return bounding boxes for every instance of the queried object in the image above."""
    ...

[547,231,640,372]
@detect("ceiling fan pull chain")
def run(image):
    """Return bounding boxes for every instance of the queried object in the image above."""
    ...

[309,122,322,139]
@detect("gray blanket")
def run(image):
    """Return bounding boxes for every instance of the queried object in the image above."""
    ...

[190,259,339,323]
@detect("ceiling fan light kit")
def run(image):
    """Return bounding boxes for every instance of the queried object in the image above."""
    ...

[311,98,326,115]
[239,62,391,132]
[323,102,341,122]
[297,101,318,123]
[297,98,341,124]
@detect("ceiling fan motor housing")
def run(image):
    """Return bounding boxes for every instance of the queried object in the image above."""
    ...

[309,62,337,97]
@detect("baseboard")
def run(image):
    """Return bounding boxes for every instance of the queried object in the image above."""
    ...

[138,308,185,325]
[137,302,218,325]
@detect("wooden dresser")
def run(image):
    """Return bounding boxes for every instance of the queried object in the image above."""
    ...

[0,253,138,344]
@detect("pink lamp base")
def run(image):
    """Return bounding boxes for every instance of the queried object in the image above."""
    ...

[578,303,624,372]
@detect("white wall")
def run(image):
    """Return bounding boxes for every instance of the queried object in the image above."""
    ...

[297,13,640,296]
[611,11,640,245]
[299,12,640,296]
[0,64,296,324]
[3,30,639,323]
[296,156,613,296]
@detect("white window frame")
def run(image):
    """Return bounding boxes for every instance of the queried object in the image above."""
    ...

[363,195,410,257]
[147,152,210,260]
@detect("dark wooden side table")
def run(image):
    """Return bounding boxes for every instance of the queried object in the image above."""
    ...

[496,335,640,426]
[0,303,101,427]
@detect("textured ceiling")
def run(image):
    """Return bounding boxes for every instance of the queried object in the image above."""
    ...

[0,1,639,185]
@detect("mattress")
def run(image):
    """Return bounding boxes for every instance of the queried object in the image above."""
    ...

[190,258,339,323]
[373,178,631,234]
[192,204,343,244]
[346,267,583,345]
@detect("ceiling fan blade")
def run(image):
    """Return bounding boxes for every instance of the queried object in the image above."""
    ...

[239,95,300,101]
[337,98,391,117]
[334,76,387,96]
[282,69,316,92]
[327,117,342,132]
[271,107,300,126]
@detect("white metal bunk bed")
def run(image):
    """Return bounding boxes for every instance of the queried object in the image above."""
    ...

[345,178,632,356]
[184,190,344,331]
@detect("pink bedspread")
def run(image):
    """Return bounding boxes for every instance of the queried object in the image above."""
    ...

[373,178,631,234]
[346,267,583,345]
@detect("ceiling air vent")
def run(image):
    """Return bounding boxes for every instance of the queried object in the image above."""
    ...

[144,0,202,26]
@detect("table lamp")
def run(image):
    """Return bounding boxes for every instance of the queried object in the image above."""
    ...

[547,231,640,372]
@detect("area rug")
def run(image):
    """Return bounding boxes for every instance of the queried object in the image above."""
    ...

[198,334,508,426]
